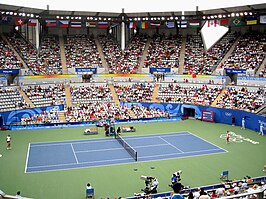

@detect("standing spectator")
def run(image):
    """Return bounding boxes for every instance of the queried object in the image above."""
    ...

[241,117,245,129]
[6,135,11,150]
[232,116,236,126]
[215,185,225,197]
[193,188,201,199]
[259,123,264,136]
[169,182,184,199]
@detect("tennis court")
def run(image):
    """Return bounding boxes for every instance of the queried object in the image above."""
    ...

[26,132,226,173]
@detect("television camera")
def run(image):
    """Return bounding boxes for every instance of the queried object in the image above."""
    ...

[140,175,158,194]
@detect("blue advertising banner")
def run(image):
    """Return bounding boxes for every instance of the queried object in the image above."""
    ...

[121,102,266,133]
[0,104,64,125]
[225,69,246,74]
[75,68,97,73]
[0,69,20,74]
[150,68,171,73]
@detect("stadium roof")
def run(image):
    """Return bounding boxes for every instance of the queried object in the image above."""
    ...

[1,0,266,13]
[0,1,266,21]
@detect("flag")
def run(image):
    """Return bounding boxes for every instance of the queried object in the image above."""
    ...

[165,21,175,28]
[127,22,136,29]
[70,21,82,28]
[45,20,57,27]
[58,20,69,28]
[207,20,218,27]
[27,19,38,26]
[246,16,257,25]
[188,20,200,28]
[15,18,25,26]
[177,21,187,28]
[260,15,266,24]
[86,22,96,27]
[110,22,120,28]
[219,19,229,26]
[230,17,244,26]
[139,22,148,29]
[1,16,11,25]
[97,22,109,28]
[150,22,161,28]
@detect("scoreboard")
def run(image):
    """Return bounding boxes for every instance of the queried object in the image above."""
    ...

[202,110,214,122]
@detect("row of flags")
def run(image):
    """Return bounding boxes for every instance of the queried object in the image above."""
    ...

[2,16,266,28]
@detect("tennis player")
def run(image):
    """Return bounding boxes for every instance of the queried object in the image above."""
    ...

[226,131,230,144]
[6,135,11,150]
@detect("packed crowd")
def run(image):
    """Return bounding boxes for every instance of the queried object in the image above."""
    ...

[65,102,131,122]
[98,34,122,73]
[64,34,102,68]
[0,87,29,112]
[0,35,22,69]
[114,83,155,102]
[70,84,113,105]
[221,31,266,71]
[184,32,237,75]
[216,86,265,112]
[157,83,223,106]
[144,34,181,69]
[21,108,60,124]
[6,33,62,75]
[22,84,66,107]
[100,33,149,73]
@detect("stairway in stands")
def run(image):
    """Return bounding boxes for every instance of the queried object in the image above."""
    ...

[213,34,241,75]
[58,35,68,74]
[108,83,120,106]
[16,86,35,108]
[151,83,160,102]
[1,34,31,74]
[211,87,227,107]
[58,111,66,123]
[64,84,72,108]
[256,56,266,76]
[138,38,151,73]
[178,36,187,74]
[95,37,109,73]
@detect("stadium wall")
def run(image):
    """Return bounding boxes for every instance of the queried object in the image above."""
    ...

[0,104,64,125]
[121,102,266,133]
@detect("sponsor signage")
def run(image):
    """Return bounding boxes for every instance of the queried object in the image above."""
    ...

[0,69,20,74]
[75,68,97,73]
[150,68,171,73]
[225,69,246,74]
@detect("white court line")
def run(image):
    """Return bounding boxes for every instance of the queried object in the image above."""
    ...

[140,148,224,159]
[125,132,190,141]
[75,147,125,153]
[70,143,79,163]
[158,136,184,153]
[30,138,116,147]
[187,131,228,153]
[24,143,31,173]
[27,157,133,169]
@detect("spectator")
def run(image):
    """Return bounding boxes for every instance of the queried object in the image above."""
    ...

[169,182,184,199]
[15,191,22,198]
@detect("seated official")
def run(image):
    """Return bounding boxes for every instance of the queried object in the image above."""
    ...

[84,128,91,134]
[86,183,94,198]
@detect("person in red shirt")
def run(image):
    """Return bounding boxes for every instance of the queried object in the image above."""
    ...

[226,131,230,144]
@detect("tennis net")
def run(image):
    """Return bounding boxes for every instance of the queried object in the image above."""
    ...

[116,134,137,161]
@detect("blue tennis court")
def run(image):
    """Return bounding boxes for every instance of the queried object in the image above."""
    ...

[25,132,226,173]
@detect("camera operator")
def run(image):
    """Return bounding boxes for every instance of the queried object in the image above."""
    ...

[141,176,159,194]
[169,170,182,187]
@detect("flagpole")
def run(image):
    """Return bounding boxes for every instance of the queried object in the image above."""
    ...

[121,8,125,51]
